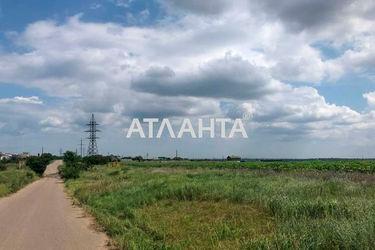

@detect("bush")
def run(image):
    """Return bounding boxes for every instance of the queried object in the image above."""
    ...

[26,156,50,176]
[59,163,81,179]
[83,155,113,167]
[133,156,144,162]
[63,151,80,164]
[60,152,118,179]
[40,153,56,163]
[0,161,7,171]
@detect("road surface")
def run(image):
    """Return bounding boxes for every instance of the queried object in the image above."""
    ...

[0,160,109,250]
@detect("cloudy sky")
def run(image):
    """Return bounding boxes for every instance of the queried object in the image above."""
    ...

[0,0,374,158]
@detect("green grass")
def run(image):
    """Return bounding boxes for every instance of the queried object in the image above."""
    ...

[0,164,38,197]
[65,161,375,249]
[125,159,375,172]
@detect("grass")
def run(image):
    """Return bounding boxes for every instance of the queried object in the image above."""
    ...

[125,159,375,172]
[65,161,375,249]
[136,200,274,249]
[0,164,38,198]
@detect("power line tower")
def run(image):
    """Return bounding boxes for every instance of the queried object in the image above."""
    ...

[85,114,100,156]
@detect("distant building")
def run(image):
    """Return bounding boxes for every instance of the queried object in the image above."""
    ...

[1,152,32,161]
[0,153,12,161]
[227,155,241,161]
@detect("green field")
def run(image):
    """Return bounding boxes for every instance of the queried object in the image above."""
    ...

[65,160,375,249]
[0,164,38,198]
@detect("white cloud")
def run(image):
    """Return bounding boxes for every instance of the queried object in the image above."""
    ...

[89,3,102,10]
[0,96,43,105]
[0,0,374,156]
[363,91,375,108]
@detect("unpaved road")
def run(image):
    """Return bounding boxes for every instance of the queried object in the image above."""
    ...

[0,160,109,250]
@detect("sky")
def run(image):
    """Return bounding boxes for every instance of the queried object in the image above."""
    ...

[0,0,374,158]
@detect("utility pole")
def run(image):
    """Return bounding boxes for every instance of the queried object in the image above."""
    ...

[79,138,84,157]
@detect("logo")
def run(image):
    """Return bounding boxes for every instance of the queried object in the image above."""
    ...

[126,118,248,139]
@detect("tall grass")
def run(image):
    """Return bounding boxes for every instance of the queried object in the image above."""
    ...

[0,164,38,197]
[66,162,375,249]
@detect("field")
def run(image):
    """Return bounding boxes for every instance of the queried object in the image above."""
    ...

[65,160,375,249]
[0,163,38,197]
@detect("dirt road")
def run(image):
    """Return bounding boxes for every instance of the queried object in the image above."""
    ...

[0,160,109,250]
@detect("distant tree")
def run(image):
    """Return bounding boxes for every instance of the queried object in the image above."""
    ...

[40,153,55,163]
[83,155,112,167]
[132,156,144,162]
[59,151,82,179]
[26,156,48,176]
[63,151,80,164]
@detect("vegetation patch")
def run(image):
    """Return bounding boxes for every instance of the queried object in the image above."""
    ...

[26,153,57,176]
[66,162,375,249]
[0,164,38,197]
[135,200,274,249]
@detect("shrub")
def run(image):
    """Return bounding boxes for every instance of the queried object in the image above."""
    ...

[59,163,81,179]
[83,155,113,167]
[0,162,7,171]
[40,153,56,163]
[63,151,80,164]
[133,156,144,162]
[26,156,49,176]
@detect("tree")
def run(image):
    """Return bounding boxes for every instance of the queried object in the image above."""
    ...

[63,151,80,164]
[26,156,48,176]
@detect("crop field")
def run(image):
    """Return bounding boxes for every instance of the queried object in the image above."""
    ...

[125,159,375,172]
[66,160,375,249]
[0,163,38,197]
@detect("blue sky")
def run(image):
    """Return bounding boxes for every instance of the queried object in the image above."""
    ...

[0,0,374,158]
[0,0,163,31]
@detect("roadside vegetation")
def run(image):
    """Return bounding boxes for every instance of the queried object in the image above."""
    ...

[26,153,57,176]
[0,153,58,198]
[59,151,117,179]
[0,163,38,198]
[65,160,375,249]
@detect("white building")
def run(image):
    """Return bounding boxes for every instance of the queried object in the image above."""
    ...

[0,153,13,161]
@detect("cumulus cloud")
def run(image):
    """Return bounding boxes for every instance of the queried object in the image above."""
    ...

[0,0,374,156]
[363,91,375,108]
[224,85,363,140]
[132,54,284,99]
[249,0,353,32]
[162,0,232,15]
